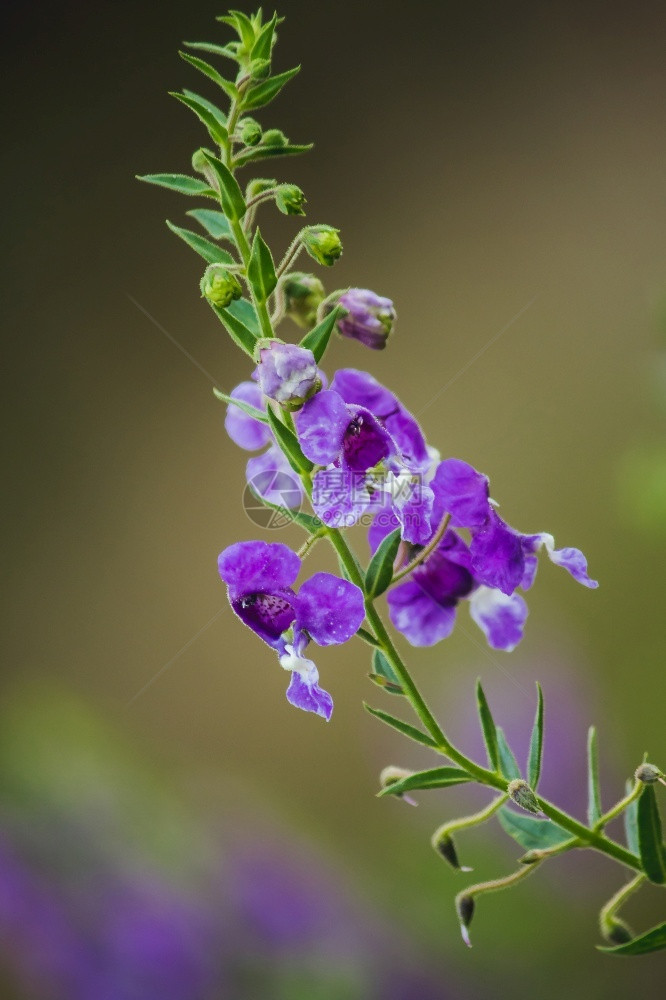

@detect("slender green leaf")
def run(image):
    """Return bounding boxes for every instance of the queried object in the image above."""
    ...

[496,727,521,781]
[299,307,341,363]
[212,387,268,423]
[247,228,277,301]
[357,627,381,648]
[587,726,602,826]
[365,528,401,599]
[378,767,472,798]
[243,66,301,111]
[624,778,640,855]
[170,92,228,145]
[250,13,277,62]
[137,173,216,198]
[187,208,234,242]
[203,152,246,221]
[475,680,500,772]
[227,297,259,335]
[527,682,544,790]
[598,921,666,956]
[266,407,313,475]
[211,303,257,356]
[498,807,570,851]
[234,143,313,167]
[166,221,233,265]
[363,703,440,751]
[218,10,255,50]
[182,89,228,125]
[370,649,403,696]
[183,41,240,62]
[637,785,666,884]
[179,52,237,100]
[247,485,321,534]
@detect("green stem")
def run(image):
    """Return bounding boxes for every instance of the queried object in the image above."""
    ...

[593,780,642,832]
[599,873,646,944]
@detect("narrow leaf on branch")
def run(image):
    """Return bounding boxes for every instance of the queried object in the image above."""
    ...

[234,143,313,168]
[587,726,602,826]
[527,682,544,790]
[179,51,238,100]
[496,727,521,782]
[137,173,217,198]
[623,778,640,855]
[170,91,228,145]
[213,387,268,423]
[363,704,440,751]
[247,485,322,534]
[370,648,404,696]
[187,208,234,242]
[498,807,570,852]
[266,407,313,474]
[243,66,301,111]
[211,303,258,357]
[298,307,341,364]
[475,680,500,772]
[365,528,401,599]
[378,767,472,798]
[597,921,666,956]
[166,221,234,265]
[637,784,666,884]
[247,228,277,301]
[202,152,247,221]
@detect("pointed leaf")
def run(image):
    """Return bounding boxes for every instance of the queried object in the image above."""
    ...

[218,10,255,50]
[137,173,216,198]
[212,387,268,423]
[370,648,403,696]
[378,767,472,798]
[183,41,240,62]
[247,484,322,534]
[170,92,228,145]
[243,66,301,111]
[498,806,570,851]
[179,52,238,100]
[527,682,544,790]
[166,221,234,265]
[637,785,666,884]
[356,627,381,648]
[250,13,277,62]
[182,89,228,125]
[266,407,313,475]
[227,296,260,335]
[624,778,639,855]
[210,303,257,356]
[496,727,521,781]
[587,726,602,826]
[598,921,666,956]
[247,228,277,301]
[203,152,246,221]
[299,307,341,364]
[475,681,500,772]
[187,208,234,242]
[234,143,313,168]
[365,528,401,599]
[364,703,440,751]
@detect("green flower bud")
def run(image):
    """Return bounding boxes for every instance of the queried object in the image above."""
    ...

[261,128,288,147]
[302,225,343,267]
[282,272,325,329]
[249,57,271,80]
[238,117,262,146]
[200,264,242,308]
[507,778,544,816]
[635,762,665,785]
[275,184,307,216]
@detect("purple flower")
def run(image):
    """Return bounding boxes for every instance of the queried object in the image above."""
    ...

[256,340,321,408]
[218,540,365,720]
[335,288,396,350]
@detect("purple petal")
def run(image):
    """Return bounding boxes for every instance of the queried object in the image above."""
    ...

[413,546,475,604]
[387,579,458,646]
[341,406,396,471]
[225,382,271,451]
[391,476,434,545]
[469,511,525,595]
[383,407,430,472]
[285,669,333,721]
[257,342,320,406]
[246,445,303,508]
[533,533,599,588]
[311,467,372,528]
[294,390,349,465]
[218,540,301,598]
[468,586,528,651]
[233,588,297,646]
[296,573,365,645]
[430,459,490,528]
[330,369,396,415]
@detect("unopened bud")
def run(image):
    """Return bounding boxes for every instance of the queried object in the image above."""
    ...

[276,184,307,216]
[335,288,396,350]
[200,264,242,308]
[261,128,288,148]
[635,763,665,785]
[507,779,544,816]
[238,117,262,146]
[303,225,343,267]
[378,765,417,806]
[606,920,633,945]
[282,273,325,329]
[249,57,271,80]
[455,893,475,948]
[255,340,320,409]
[431,831,473,872]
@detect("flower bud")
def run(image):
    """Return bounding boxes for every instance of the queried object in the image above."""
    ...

[379,765,417,806]
[256,340,321,409]
[335,288,396,350]
[249,57,271,80]
[191,147,212,174]
[635,762,665,785]
[200,264,242,308]
[238,117,262,146]
[455,893,475,948]
[276,184,307,216]
[283,273,326,329]
[507,778,544,816]
[261,128,288,148]
[303,226,343,267]
[431,831,472,872]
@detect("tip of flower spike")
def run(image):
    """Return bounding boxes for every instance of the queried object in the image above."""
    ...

[460,925,473,948]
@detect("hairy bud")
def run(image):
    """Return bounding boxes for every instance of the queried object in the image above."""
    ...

[238,117,262,146]
[261,128,288,148]
[507,779,544,816]
[276,184,307,216]
[303,226,343,267]
[282,272,326,329]
[200,264,242,308]
[635,762,665,785]
[255,340,321,409]
[335,288,396,350]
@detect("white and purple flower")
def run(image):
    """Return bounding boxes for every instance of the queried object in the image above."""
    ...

[218,540,365,720]
[335,288,396,350]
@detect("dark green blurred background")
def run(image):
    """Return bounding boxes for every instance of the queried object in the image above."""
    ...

[3,0,666,996]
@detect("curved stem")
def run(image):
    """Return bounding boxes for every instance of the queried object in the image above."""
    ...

[391,512,451,584]
[599,873,646,943]
[594,780,642,832]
